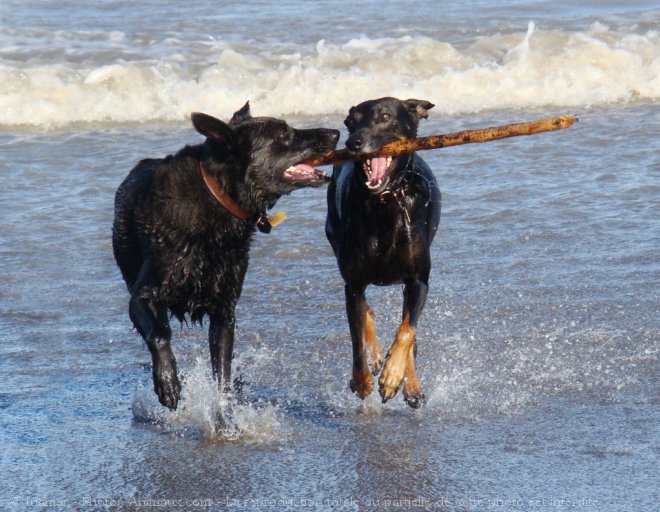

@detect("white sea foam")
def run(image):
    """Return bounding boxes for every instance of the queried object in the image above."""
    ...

[1,23,658,128]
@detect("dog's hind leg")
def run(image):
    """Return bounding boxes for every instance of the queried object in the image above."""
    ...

[401,282,427,408]
[346,284,374,399]
[402,342,425,408]
[129,293,180,410]
[364,307,383,375]
[379,281,428,406]
[209,314,235,393]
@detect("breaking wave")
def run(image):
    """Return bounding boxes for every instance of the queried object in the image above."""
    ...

[1,21,658,128]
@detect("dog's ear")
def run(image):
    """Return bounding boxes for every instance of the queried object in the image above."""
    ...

[229,101,252,126]
[343,107,356,130]
[403,99,435,120]
[191,112,235,146]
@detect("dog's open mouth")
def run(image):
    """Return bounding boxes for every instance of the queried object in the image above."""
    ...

[364,156,394,190]
[283,164,330,185]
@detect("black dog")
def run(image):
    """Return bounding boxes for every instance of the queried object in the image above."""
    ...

[326,97,441,408]
[113,103,339,410]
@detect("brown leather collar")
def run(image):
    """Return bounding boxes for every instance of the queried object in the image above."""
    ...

[199,161,273,233]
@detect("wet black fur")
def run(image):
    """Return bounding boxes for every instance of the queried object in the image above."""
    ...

[326,97,441,407]
[113,103,339,410]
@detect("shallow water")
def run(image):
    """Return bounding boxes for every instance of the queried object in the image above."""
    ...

[1,1,659,511]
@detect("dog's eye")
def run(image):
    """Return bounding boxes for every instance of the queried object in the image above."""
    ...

[278,129,293,145]
[378,113,392,123]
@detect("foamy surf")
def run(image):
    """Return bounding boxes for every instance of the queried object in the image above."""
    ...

[1,21,658,128]
[131,357,283,443]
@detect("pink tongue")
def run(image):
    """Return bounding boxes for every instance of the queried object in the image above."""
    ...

[367,157,388,182]
[294,163,316,174]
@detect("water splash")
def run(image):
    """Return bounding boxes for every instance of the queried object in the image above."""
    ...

[503,21,535,63]
[131,356,283,443]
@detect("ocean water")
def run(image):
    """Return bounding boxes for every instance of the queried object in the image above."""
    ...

[0,1,658,511]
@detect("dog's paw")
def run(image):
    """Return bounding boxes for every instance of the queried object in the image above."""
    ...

[350,370,374,399]
[369,353,384,375]
[403,393,426,409]
[152,357,181,410]
[378,366,405,403]
[378,349,408,403]
[379,317,417,403]
[378,365,404,403]
[402,358,425,408]
[403,379,426,409]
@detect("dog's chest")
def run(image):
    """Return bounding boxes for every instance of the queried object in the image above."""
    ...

[355,202,418,253]
[156,221,252,298]
[180,224,247,266]
[367,220,415,259]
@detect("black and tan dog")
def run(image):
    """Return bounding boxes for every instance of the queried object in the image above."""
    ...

[113,103,339,410]
[326,97,441,408]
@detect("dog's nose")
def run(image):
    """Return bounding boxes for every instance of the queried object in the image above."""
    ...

[346,134,364,153]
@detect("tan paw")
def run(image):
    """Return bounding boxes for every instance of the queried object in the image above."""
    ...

[379,315,416,403]
[369,351,384,375]
[350,370,374,399]
[378,350,407,403]
[403,378,425,409]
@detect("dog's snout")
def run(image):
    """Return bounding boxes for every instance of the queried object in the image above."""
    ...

[346,134,364,153]
[300,128,340,150]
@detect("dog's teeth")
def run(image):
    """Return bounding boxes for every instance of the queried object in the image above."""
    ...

[386,157,392,166]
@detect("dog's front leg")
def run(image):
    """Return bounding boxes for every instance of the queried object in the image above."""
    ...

[379,281,428,407]
[345,284,374,399]
[129,294,180,410]
[209,314,235,393]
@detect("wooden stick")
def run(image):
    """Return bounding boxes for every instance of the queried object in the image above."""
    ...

[305,115,577,167]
